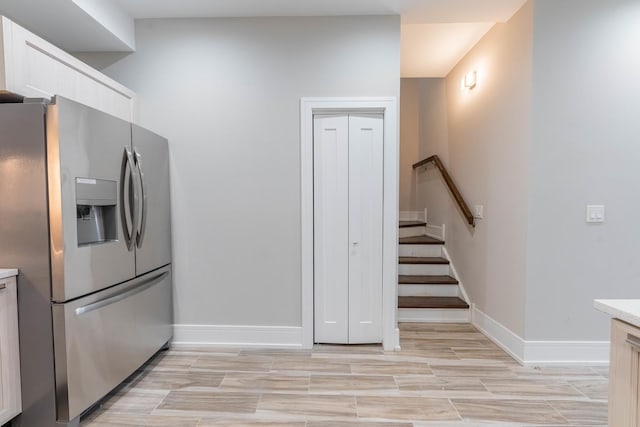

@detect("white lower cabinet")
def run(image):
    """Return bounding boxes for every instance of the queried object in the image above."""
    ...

[313,113,384,344]
[609,318,640,427]
[0,274,21,424]
[0,16,136,122]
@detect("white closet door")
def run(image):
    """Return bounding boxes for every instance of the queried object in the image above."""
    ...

[314,114,350,344]
[314,113,384,344]
[348,113,383,343]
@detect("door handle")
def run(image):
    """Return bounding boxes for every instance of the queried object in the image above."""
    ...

[120,147,135,250]
[130,151,142,251]
[134,148,148,248]
[0,281,6,290]
[74,271,168,316]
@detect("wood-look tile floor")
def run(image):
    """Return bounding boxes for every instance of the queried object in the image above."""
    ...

[81,323,608,426]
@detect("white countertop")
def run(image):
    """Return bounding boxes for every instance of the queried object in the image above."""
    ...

[594,299,640,329]
[0,269,18,280]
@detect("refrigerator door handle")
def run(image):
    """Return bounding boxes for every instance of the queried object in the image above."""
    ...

[120,147,135,250]
[74,270,169,316]
[134,148,148,248]
[130,149,142,251]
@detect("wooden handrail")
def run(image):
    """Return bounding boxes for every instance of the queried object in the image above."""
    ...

[413,155,475,227]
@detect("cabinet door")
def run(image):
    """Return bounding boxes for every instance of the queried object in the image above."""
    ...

[0,276,22,425]
[0,16,136,122]
[313,114,383,344]
[609,319,640,427]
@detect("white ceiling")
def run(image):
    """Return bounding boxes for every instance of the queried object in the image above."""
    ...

[0,0,527,77]
[401,22,495,78]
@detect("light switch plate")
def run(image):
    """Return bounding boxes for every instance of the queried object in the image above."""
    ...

[473,205,484,219]
[586,205,605,223]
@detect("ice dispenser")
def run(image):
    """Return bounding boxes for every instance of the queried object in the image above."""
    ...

[76,178,117,246]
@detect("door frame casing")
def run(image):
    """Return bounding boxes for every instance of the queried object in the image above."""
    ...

[300,97,398,351]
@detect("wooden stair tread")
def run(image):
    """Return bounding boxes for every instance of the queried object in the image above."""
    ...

[399,221,426,228]
[398,296,469,309]
[399,235,444,245]
[398,275,458,284]
[399,256,449,265]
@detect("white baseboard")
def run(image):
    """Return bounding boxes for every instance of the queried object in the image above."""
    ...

[441,247,468,303]
[395,327,401,351]
[471,304,525,364]
[173,324,303,348]
[523,340,610,366]
[471,306,610,366]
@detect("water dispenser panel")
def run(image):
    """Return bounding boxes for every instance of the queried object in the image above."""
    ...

[76,178,117,246]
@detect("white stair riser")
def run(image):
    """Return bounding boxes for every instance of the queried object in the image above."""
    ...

[398,308,471,323]
[399,244,443,257]
[398,284,460,297]
[398,263,450,276]
[399,226,427,238]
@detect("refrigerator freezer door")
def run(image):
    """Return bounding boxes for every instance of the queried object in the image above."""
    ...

[132,125,172,275]
[47,97,136,301]
[52,265,173,422]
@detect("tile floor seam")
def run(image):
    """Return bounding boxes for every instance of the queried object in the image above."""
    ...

[447,397,464,423]
[545,399,573,426]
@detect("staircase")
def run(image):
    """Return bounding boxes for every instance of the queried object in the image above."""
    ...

[398,221,470,322]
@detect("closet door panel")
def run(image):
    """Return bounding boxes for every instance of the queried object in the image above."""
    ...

[313,115,350,344]
[348,114,384,343]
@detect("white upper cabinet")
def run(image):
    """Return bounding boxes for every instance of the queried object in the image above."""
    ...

[0,16,136,122]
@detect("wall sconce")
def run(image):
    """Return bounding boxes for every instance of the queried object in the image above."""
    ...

[462,70,477,90]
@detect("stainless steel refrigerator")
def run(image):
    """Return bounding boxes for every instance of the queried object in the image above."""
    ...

[0,96,173,427]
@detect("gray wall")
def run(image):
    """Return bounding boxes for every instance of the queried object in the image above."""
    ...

[399,78,452,226]
[526,0,640,340]
[445,1,533,336]
[92,16,400,327]
[419,0,640,342]
[399,79,419,212]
